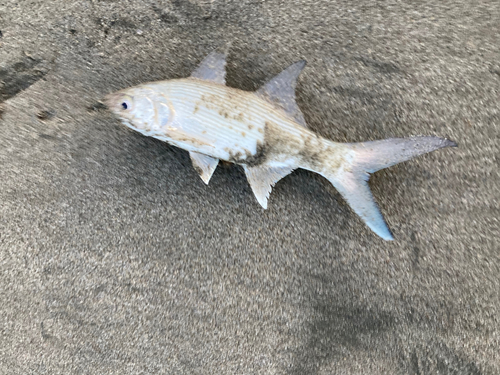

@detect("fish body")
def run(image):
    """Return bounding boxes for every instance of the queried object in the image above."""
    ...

[109,78,346,173]
[106,52,456,240]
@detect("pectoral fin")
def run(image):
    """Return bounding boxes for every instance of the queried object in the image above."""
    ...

[243,164,295,209]
[190,51,227,85]
[190,151,219,184]
[256,60,308,128]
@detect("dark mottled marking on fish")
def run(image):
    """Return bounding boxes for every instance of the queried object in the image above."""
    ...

[172,134,212,148]
[202,93,251,122]
[262,120,344,172]
[228,150,243,162]
[244,141,267,167]
[299,135,328,170]
[226,120,298,168]
[191,162,204,177]
[264,120,303,155]
[227,141,267,167]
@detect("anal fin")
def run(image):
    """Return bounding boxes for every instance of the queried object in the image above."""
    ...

[243,164,295,209]
[190,151,219,184]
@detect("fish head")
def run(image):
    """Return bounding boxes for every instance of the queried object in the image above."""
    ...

[105,86,171,136]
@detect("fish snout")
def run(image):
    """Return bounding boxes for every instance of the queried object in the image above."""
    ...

[104,92,125,114]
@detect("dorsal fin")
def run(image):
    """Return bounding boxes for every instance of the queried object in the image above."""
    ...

[190,151,219,184]
[190,51,227,85]
[256,60,307,128]
[243,164,295,209]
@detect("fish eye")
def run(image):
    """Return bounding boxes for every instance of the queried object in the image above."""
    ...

[121,100,132,110]
[119,96,133,111]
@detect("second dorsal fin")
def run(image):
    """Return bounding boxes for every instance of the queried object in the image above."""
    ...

[256,60,307,128]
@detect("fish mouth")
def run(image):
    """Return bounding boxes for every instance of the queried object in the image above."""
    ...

[103,92,124,113]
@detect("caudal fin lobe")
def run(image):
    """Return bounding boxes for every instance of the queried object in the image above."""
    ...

[324,136,457,240]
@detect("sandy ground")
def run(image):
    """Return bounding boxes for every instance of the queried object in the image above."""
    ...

[0,1,499,374]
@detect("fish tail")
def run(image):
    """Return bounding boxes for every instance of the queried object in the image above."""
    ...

[320,136,457,240]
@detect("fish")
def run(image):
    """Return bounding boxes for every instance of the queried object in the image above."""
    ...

[105,51,457,240]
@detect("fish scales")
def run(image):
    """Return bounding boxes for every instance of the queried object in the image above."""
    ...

[162,80,310,159]
[148,79,344,171]
[106,51,456,240]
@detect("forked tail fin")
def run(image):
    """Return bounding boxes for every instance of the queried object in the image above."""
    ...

[323,136,457,240]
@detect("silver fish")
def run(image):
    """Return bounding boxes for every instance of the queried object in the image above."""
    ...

[105,51,456,240]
